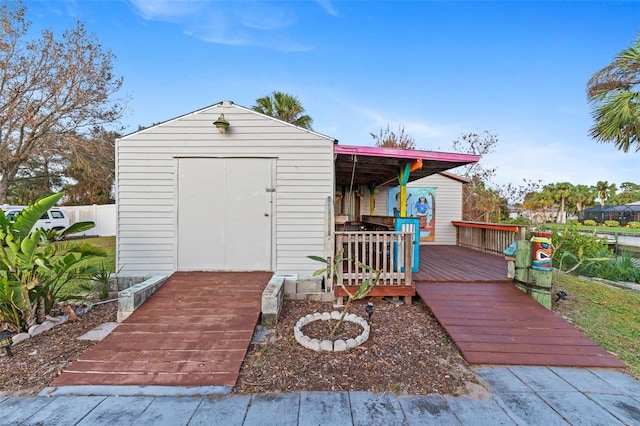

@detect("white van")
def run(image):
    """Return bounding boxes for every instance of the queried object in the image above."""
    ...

[1,206,71,232]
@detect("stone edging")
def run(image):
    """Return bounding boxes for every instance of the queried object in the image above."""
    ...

[11,314,70,345]
[294,311,370,352]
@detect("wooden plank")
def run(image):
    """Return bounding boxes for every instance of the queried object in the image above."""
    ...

[416,277,626,369]
[53,271,271,388]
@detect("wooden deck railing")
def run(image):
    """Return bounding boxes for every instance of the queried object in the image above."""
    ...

[335,231,413,289]
[452,221,528,256]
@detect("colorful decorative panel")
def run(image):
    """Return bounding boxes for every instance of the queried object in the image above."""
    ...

[387,186,436,242]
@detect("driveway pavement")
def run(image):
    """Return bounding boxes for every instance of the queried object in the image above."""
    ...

[1,366,639,425]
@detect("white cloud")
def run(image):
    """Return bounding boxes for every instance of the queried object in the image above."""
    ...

[126,0,313,51]
[315,0,339,17]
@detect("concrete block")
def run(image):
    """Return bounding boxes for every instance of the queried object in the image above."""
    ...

[261,275,284,325]
[296,277,323,293]
[283,275,297,298]
[117,275,168,322]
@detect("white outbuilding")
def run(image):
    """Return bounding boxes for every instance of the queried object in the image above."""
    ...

[116,100,478,282]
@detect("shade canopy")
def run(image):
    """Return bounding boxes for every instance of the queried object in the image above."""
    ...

[334,145,479,187]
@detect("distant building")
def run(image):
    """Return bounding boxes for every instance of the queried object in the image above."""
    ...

[580,204,640,224]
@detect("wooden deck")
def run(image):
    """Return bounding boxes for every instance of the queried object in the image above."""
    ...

[415,246,625,368]
[53,271,271,389]
[53,246,624,391]
[414,244,508,282]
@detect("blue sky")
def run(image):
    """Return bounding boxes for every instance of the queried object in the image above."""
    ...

[25,0,640,189]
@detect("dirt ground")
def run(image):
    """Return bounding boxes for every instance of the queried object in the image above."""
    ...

[0,297,480,397]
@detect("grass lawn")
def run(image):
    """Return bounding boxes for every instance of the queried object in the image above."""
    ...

[56,236,116,300]
[553,272,640,378]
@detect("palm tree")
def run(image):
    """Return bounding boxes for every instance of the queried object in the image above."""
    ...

[587,34,640,153]
[572,184,596,213]
[547,182,573,224]
[595,181,617,206]
[252,91,313,130]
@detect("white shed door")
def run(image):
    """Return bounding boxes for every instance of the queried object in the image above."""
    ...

[177,158,273,271]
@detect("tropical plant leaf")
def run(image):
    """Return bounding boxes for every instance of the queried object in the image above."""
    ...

[12,192,64,238]
[307,255,328,264]
[60,221,96,237]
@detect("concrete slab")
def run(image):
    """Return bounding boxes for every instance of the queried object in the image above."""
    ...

[491,392,568,425]
[476,367,531,393]
[508,366,576,392]
[40,384,231,397]
[587,392,640,425]
[132,397,203,426]
[590,369,640,398]
[251,325,276,345]
[538,391,626,425]
[77,322,119,341]
[550,367,622,394]
[22,396,106,425]
[75,396,154,425]
[1,396,56,424]
[398,394,462,425]
[348,392,407,426]
[444,395,516,425]
[298,391,351,426]
[244,393,300,426]
[189,395,252,426]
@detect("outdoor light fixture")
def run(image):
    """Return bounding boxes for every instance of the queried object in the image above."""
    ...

[0,331,13,357]
[365,302,374,321]
[555,290,568,303]
[213,114,230,133]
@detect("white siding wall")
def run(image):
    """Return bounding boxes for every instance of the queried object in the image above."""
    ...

[116,103,335,275]
[359,173,463,245]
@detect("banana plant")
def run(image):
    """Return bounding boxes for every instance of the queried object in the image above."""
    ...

[0,193,106,332]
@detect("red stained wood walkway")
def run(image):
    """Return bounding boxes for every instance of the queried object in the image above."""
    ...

[53,271,271,388]
[415,246,625,369]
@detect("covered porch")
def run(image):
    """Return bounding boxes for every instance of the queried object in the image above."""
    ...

[331,145,479,302]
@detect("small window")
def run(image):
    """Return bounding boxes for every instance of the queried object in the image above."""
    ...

[50,210,65,219]
[40,212,49,220]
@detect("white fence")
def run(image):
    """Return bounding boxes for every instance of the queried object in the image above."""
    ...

[62,204,116,237]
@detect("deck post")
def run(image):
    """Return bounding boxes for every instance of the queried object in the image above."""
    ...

[403,232,413,304]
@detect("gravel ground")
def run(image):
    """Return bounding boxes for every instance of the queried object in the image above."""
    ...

[0,297,481,397]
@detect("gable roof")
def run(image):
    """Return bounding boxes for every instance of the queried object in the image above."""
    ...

[119,100,337,142]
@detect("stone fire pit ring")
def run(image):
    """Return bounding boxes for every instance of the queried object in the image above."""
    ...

[294,311,370,352]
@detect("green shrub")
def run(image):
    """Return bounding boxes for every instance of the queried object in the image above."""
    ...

[586,252,640,283]
[604,220,620,227]
[0,193,105,332]
[628,221,640,229]
[501,216,532,226]
[583,220,597,226]
[551,226,612,273]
